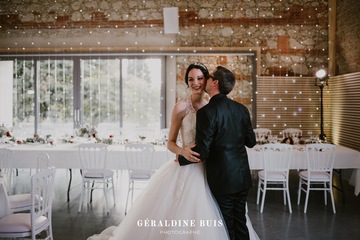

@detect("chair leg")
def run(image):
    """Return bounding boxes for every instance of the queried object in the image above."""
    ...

[256,179,262,204]
[90,181,95,203]
[260,185,267,213]
[304,186,310,213]
[86,182,91,205]
[329,188,336,213]
[78,181,85,212]
[124,181,132,215]
[283,183,286,205]
[286,183,292,213]
[297,179,302,205]
[103,181,109,213]
[111,179,116,205]
[324,183,328,205]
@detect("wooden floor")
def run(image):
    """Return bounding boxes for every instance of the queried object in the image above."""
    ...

[9,168,360,240]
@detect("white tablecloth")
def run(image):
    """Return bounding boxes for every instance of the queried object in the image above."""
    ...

[1,143,359,196]
[1,143,175,202]
[247,144,360,196]
[1,143,174,170]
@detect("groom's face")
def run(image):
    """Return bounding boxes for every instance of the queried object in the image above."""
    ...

[206,70,218,94]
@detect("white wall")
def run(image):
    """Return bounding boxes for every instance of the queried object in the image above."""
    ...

[0,61,13,127]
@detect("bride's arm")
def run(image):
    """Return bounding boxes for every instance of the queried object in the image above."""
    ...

[167,102,198,162]
[167,102,200,165]
[167,101,184,158]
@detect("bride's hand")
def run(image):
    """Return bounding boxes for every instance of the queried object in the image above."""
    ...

[181,144,201,162]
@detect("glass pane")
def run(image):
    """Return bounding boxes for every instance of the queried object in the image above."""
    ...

[122,58,161,140]
[81,58,121,138]
[13,60,35,138]
[37,59,74,138]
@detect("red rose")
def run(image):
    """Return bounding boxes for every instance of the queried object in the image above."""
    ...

[109,134,113,138]
[34,134,37,138]
[6,131,11,137]
[16,140,22,144]
[92,133,96,138]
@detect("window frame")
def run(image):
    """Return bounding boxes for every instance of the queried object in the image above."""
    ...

[0,55,167,136]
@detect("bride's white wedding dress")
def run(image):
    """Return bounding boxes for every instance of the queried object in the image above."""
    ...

[88,97,260,240]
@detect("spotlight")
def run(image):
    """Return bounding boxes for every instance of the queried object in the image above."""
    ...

[314,69,329,141]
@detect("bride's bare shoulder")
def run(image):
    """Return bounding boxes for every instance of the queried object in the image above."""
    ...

[171,98,190,119]
[174,98,189,110]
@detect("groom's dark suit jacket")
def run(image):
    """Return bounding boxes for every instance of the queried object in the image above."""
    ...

[179,93,256,195]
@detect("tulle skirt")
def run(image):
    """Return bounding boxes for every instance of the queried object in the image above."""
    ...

[88,160,259,240]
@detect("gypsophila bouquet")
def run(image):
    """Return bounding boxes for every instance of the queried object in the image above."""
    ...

[78,124,97,138]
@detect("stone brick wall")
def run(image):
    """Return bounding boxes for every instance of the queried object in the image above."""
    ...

[336,0,360,74]
[0,0,330,77]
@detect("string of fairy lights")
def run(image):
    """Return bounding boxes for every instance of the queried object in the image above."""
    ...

[1,0,330,137]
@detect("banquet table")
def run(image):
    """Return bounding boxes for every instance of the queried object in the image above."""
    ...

[2,143,173,170]
[0,143,175,202]
[246,144,360,196]
[1,143,360,198]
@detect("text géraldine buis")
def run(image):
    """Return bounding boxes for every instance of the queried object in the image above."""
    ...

[137,219,224,228]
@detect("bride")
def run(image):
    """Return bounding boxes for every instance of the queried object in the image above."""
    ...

[88,63,259,240]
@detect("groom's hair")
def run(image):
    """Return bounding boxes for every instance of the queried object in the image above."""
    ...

[213,66,235,95]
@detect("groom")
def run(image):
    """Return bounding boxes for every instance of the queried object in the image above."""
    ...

[178,66,256,240]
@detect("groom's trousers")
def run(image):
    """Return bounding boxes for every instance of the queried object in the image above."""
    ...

[214,190,249,240]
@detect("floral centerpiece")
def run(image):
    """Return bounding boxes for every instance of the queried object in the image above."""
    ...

[101,134,114,145]
[0,125,11,138]
[0,125,17,144]
[77,125,97,138]
[25,134,46,144]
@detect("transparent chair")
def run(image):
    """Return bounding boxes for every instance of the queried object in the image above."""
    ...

[297,143,336,213]
[0,167,56,240]
[256,143,293,213]
[78,143,115,213]
[9,153,50,213]
[124,143,155,215]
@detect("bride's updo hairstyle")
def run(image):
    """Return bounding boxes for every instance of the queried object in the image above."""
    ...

[184,62,210,86]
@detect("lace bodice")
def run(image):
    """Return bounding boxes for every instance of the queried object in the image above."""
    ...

[179,96,196,148]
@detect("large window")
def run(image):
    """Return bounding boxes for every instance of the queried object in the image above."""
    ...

[1,51,259,142]
[80,58,120,138]
[0,56,165,140]
[38,59,74,137]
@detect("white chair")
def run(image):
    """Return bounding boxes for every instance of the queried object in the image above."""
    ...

[254,128,272,142]
[36,153,50,173]
[297,143,336,213]
[256,143,293,213]
[0,166,56,240]
[0,148,14,194]
[78,143,115,213]
[282,128,302,138]
[124,143,155,215]
[9,153,50,213]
